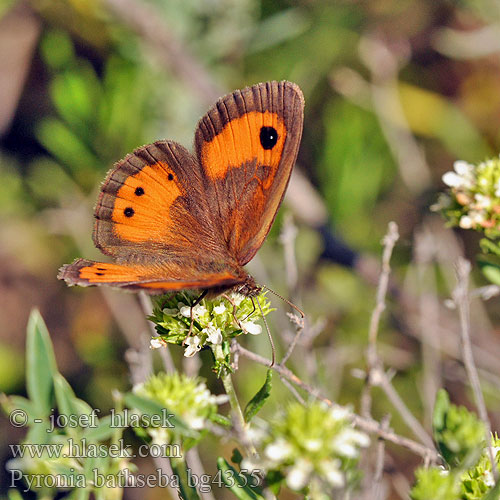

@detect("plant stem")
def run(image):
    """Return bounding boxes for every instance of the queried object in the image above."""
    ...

[212,344,257,456]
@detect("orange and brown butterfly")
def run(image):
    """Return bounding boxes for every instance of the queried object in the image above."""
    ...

[58,81,304,297]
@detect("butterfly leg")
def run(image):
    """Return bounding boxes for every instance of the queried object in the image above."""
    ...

[183,290,208,343]
[222,293,243,330]
[242,297,257,322]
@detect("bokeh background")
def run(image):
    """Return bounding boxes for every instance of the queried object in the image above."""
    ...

[2,0,500,498]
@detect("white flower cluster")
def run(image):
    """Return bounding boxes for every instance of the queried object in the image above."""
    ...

[442,158,500,230]
[149,293,263,357]
[242,404,369,494]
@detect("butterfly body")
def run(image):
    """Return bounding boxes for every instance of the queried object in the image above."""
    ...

[58,81,304,296]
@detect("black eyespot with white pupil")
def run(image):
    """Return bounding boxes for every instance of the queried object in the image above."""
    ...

[260,126,278,150]
[124,207,134,217]
[135,187,144,196]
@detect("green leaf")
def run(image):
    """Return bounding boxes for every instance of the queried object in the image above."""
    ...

[170,456,201,500]
[433,388,450,435]
[83,415,117,442]
[244,370,273,422]
[216,457,264,500]
[7,489,24,500]
[123,392,198,438]
[1,394,35,417]
[478,255,500,286]
[26,309,58,418]
[54,373,79,418]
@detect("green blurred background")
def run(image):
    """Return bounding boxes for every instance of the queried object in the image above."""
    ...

[2,0,500,498]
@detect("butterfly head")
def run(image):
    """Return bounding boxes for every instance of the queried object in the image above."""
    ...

[233,275,261,297]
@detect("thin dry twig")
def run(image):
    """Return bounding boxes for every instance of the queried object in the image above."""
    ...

[360,222,435,451]
[233,343,439,462]
[373,415,391,500]
[453,258,497,480]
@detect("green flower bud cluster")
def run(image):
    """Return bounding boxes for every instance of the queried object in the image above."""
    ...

[243,402,369,498]
[133,372,227,443]
[148,292,272,358]
[410,436,500,500]
[411,390,498,500]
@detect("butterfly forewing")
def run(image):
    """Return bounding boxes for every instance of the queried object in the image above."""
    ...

[195,81,304,265]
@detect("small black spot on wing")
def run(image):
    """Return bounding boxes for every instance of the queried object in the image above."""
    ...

[124,207,134,217]
[135,187,144,196]
[260,126,278,150]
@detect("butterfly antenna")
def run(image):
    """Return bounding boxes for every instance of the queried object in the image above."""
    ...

[254,297,276,366]
[261,285,305,318]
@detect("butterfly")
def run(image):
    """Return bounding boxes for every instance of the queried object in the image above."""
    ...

[58,81,304,298]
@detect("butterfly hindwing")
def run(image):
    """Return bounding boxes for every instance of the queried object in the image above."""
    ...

[58,258,243,294]
[195,81,304,265]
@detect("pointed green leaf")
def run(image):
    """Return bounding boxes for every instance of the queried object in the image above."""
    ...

[432,388,450,436]
[216,457,264,500]
[83,415,117,442]
[170,456,201,500]
[123,392,198,438]
[26,309,58,418]
[244,370,273,422]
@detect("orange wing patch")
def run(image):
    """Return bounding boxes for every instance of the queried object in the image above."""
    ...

[200,111,286,180]
[111,161,182,243]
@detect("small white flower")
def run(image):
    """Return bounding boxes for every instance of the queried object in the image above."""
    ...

[286,458,313,491]
[442,172,464,188]
[495,180,500,197]
[329,406,351,421]
[241,320,262,335]
[203,325,222,345]
[304,439,322,452]
[246,425,267,444]
[192,303,207,318]
[214,303,226,315]
[230,292,244,306]
[320,459,344,488]
[184,336,201,357]
[150,338,166,349]
[241,457,262,472]
[179,303,191,317]
[184,413,205,430]
[459,215,473,229]
[474,194,492,209]
[331,428,368,458]
[453,160,474,177]
[483,470,495,487]
[346,428,370,447]
[149,427,170,445]
[214,394,230,405]
[265,438,294,463]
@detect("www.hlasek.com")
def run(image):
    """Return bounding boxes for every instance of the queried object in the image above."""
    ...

[10,468,263,492]
[9,438,181,460]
